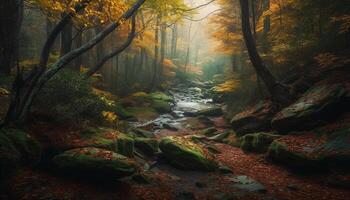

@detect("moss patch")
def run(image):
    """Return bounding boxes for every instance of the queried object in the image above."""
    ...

[159,136,217,171]
[241,132,280,153]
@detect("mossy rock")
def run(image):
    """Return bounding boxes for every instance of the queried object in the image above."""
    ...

[241,132,280,153]
[115,104,134,119]
[149,92,174,103]
[272,84,347,132]
[159,136,218,171]
[134,138,159,156]
[208,131,231,142]
[197,106,223,116]
[53,147,137,179]
[131,128,155,138]
[57,127,134,158]
[201,127,218,137]
[126,107,159,122]
[151,99,172,113]
[267,141,325,171]
[117,134,134,158]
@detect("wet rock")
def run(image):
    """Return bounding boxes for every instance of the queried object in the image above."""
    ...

[240,132,280,153]
[231,101,276,136]
[163,123,179,131]
[208,131,231,142]
[134,138,159,156]
[159,136,218,171]
[272,84,348,132]
[197,106,223,117]
[131,128,155,138]
[53,147,137,179]
[117,134,135,158]
[152,99,172,113]
[230,175,266,193]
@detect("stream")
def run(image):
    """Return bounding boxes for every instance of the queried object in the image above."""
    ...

[131,82,222,134]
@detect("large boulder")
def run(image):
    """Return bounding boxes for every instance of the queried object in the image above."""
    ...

[267,139,324,171]
[51,127,134,157]
[134,137,159,156]
[53,147,137,179]
[272,84,348,132]
[240,132,280,153]
[231,101,276,136]
[197,106,223,117]
[159,136,218,171]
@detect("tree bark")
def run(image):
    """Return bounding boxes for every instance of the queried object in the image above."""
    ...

[151,16,160,89]
[0,0,23,75]
[239,0,292,106]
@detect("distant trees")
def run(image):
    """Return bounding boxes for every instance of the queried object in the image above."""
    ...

[0,0,23,75]
[1,0,146,126]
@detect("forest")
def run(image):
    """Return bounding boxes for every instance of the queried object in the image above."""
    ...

[0,0,350,199]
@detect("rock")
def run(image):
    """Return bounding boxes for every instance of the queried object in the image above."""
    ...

[286,184,301,191]
[218,165,233,174]
[240,132,280,153]
[202,127,218,136]
[117,134,134,158]
[149,92,174,103]
[230,175,266,193]
[231,101,276,136]
[326,175,350,189]
[53,147,137,179]
[197,115,214,126]
[272,84,347,132]
[208,131,231,142]
[115,104,134,119]
[151,99,172,113]
[159,136,218,171]
[267,140,324,170]
[189,87,202,94]
[163,123,178,131]
[132,128,155,138]
[206,145,222,154]
[134,138,159,156]
[197,106,223,116]
[195,181,207,188]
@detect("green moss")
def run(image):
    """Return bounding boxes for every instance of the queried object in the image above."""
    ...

[53,147,136,179]
[126,107,158,121]
[134,138,159,156]
[159,136,217,171]
[151,100,172,113]
[117,134,134,158]
[240,132,279,153]
[1,129,41,163]
[149,92,174,103]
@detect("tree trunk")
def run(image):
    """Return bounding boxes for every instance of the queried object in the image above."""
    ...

[151,16,160,89]
[73,28,83,71]
[0,0,23,75]
[239,0,292,106]
[159,21,167,82]
[60,18,73,56]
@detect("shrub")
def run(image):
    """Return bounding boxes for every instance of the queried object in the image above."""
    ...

[34,69,115,122]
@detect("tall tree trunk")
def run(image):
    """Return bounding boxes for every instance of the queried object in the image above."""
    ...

[159,21,167,82]
[151,16,160,89]
[0,0,23,75]
[60,18,73,56]
[171,24,178,59]
[73,28,83,70]
[239,0,291,106]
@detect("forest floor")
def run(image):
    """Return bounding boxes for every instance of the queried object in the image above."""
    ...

[2,82,350,200]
